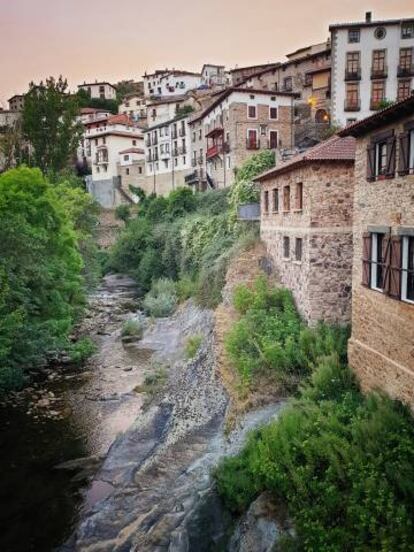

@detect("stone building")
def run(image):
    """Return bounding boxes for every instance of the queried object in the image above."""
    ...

[77,81,117,101]
[255,134,356,324]
[339,94,414,406]
[187,88,297,190]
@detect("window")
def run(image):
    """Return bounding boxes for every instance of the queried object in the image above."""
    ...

[376,141,388,176]
[371,80,386,109]
[132,139,136,146]
[295,238,303,261]
[345,82,360,110]
[374,27,387,40]
[269,107,278,120]
[272,188,279,212]
[247,105,257,119]
[346,118,357,125]
[372,50,386,77]
[401,22,414,39]
[283,77,292,91]
[398,80,411,101]
[163,160,169,169]
[269,130,278,149]
[123,155,129,161]
[295,182,303,210]
[402,236,414,303]
[399,48,413,72]
[283,236,290,259]
[348,28,360,43]
[247,129,258,149]
[139,166,143,174]
[345,51,360,78]
[226,155,231,169]
[367,130,396,181]
[283,185,290,211]
[126,168,130,175]
[263,191,269,213]
[371,232,385,291]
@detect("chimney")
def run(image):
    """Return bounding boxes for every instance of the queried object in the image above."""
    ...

[365,11,372,23]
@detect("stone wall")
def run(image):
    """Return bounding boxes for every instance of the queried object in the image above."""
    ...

[144,168,193,196]
[260,162,354,325]
[349,115,414,407]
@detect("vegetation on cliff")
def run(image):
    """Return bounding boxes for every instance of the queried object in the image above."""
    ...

[215,280,414,551]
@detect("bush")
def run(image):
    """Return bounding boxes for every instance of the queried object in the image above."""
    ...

[185,334,203,359]
[216,358,414,550]
[175,276,198,302]
[115,204,131,224]
[143,278,177,318]
[121,319,144,339]
[68,337,97,364]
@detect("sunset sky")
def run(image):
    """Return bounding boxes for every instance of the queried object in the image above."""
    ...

[1,0,413,106]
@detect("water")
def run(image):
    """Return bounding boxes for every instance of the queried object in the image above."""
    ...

[0,274,147,552]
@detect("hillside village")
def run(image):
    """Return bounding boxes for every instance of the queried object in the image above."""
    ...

[1,8,414,552]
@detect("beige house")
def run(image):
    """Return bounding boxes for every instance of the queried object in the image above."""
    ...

[78,81,117,101]
[8,95,25,111]
[339,94,414,407]
[256,134,355,325]
[187,87,297,190]
[117,147,145,202]
[118,94,147,123]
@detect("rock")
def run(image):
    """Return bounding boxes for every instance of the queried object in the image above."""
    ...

[123,367,133,372]
[37,398,50,408]
[229,492,290,552]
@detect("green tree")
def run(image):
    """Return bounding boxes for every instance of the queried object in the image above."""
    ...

[0,167,85,392]
[0,121,24,172]
[76,89,119,114]
[22,76,82,174]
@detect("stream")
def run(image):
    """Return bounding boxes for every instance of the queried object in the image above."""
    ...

[0,274,284,552]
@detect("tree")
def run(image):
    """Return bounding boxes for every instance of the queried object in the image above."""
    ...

[22,76,83,174]
[0,121,24,172]
[76,89,119,114]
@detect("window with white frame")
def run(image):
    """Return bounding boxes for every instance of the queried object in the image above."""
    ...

[370,232,385,291]
[402,235,414,303]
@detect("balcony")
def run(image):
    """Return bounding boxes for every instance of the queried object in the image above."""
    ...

[246,139,260,150]
[205,126,224,139]
[152,135,158,145]
[179,146,187,155]
[172,148,179,157]
[344,67,361,81]
[206,144,221,159]
[344,98,361,112]
[371,66,387,79]
[198,155,204,165]
[397,64,414,77]
[191,157,197,167]
[171,130,178,139]
[370,99,385,111]
[146,137,151,147]
[179,127,186,137]
[160,150,170,159]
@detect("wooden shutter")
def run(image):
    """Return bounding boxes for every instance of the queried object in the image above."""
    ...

[385,136,396,178]
[362,232,372,287]
[366,145,375,181]
[398,132,410,176]
[381,234,392,293]
[389,236,402,299]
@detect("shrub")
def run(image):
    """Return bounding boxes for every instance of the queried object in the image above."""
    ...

[68,337,97,364]
[121,319,144,339]
[143,278,177,318]
[115,204,131,224]
[175,275,198,302]
[185,334,203,359]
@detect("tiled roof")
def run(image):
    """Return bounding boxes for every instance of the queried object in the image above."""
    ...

[254,135,355,181]
[107,113,136,126]
[339,94,414,138]
[80,107,110,115]
[329,17,413,30]
[119,147,145,154]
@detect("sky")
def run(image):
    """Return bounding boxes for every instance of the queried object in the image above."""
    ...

[1,0,413,106]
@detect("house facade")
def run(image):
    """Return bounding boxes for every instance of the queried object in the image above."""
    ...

[339,94,414,406]
[201,64,227,88]
[143,70,202,98]
[78,82,117,100]
[117,147,145,202]
[85,114,144,207]
[187,88,296,190]
[330,13,414,127]
[118,94,147,122]
[256,134,355,325]
[144,113,192,196]
[8,94,25,111]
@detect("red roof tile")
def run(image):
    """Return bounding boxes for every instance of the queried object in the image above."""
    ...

[107,113,136,126]
[254,135,355,181]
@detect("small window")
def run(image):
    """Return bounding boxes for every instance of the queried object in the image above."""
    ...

[272,188,279,212]
[124,155,129,161]
[248,105,257,119]
[402,236,414,303]
[283,77,293,91]
[132,140,136,146]
[295,183,303,210]
[126,168,130,175]
[375,141,388,176]
[401,23,414,39]
[348,28,360,43]
[283,185,290,211]
[139,166,143,174]
[283,236,290,259]
[295,238,303,261]
[269,107,278,120]
[263,190,269,213]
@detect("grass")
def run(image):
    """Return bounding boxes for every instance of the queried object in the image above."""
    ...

[121,319,144,338]
[185,334,203,359]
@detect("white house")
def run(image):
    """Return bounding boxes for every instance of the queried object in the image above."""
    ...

[330,13,414,126]
[144,113,193,196]
[76,108,112,171]
[85,114,144,207]
[143,70,202,98]
[78,81,117,101]
[118,94,147,122]
[201,64,227,88]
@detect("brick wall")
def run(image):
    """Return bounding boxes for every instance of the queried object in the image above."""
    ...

[349,116,414,407]
[260,162,354,325]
